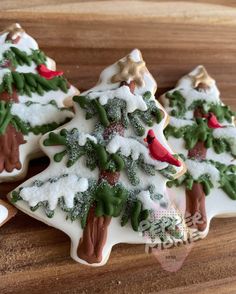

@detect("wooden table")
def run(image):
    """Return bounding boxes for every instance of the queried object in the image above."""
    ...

[1,1,236,293]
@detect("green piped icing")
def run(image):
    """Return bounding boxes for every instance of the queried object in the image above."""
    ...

[13,175,178,239]
[167,171,213,196]
[0,72,69,97]
[44,128,174,185]
[167,158,236,199]
[165,90,235,122]
[166,90,187,118]
[0,101,12,135]
[164,118,235,157]
[11,85,183,241]
[95,181,128,217]
[1,47,47,68]
[73,91,163,136]
[0,101,73,136]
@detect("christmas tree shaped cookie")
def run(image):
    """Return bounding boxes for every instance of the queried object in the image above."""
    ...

[9,49,187,266]
[0,23,78,183]
[161,66,236,237]
[0,199,17,227]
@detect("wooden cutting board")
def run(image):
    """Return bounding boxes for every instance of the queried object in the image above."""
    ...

[1,1,236,293]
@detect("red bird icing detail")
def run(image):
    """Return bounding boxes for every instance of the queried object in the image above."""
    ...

[206,113,222,129]
[37,64,63,79]
[144,129,182,167]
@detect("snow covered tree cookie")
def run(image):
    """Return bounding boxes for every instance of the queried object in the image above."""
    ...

[0,199,17,227]
[0,23,78,183]
[161,66,236,237]
[9,49,187,266]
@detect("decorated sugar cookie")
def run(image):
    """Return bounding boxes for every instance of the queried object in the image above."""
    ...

[0,199,17,227]
[9,49,188,266]
[0,23,78,183]
[161,66,236,238]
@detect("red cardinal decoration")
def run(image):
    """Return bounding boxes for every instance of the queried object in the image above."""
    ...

[144,129,182,167]
[206,113,222,129]
[37,64,63,80]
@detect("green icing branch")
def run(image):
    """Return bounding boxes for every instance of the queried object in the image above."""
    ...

[1,47,47,68]
[166,90,187,118]
[0,101,72,136]
[164,118,210,149]
[189,100,235,123]
[44,127,172,185]
[120,187,182,241]
[44,129,87,167]
[167,171,213,196]
[12,172,181,240]
[164,118,235,157]
[165,90,235,122]
[58,181,97,228]
[0,72,69,97]
[167,159,236,200]
[159,165,177,180]
[213,162,236,200]
[43,128,125,171]
[130,200,149,232]
[95,181,128,217]
[73,91,163,137]
[183,118,210,150]
[12,177,97,227]
[12,176,159,235]
[0,101,12,135]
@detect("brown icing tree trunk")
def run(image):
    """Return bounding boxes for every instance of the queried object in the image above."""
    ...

[77,81,134,264]
[0,31,25,173]
[0,90,25,173]
[186,105,207,232]
[77,207,112,264]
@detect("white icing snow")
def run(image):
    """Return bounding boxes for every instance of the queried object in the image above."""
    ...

[11,103,74,127]
[0,24,38,61]
[185,159,220,185]
[78,133,97,146]
[206,147,236,165]
[82,49,157,100]
[18,86,77,107]
[0,24,78,183]
[169,65,221,109]
[106,135,168,169]
[137,190,159,210]
[213,127,236,139]
[7,48,190,266]
[87,85,147,113]
[169,117,194,128]
[0,204,8,224]
[213,127,236,155]
[19,175,89,210]
[0,68,11,84]
[68,131,97,146]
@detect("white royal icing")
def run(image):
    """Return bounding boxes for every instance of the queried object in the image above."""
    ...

[9,49,187,266]
[11,103,74,127]
[0,23,78,183]
[162,65,236,244]
[87,85,147,113]
[0,204,8,225]
[107,134,168,169]
[20,174,89,210]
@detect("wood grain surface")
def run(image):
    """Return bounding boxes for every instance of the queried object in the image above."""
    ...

[0,1,236,293]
